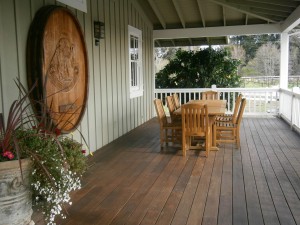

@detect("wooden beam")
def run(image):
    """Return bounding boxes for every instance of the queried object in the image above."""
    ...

[250,9,289,18]
[153,24,281,39]
[223,6,226,26]
[289,30,300,36]
[247,0,299,8]
[131,0,153,28]
[196,0,210,43]
[206,37,210,45]
[155,40,161,47]
[172,0,186,28]
[197,0,206,27]
[208,0,277,23]
[281,5,300,32]
[171,39,176,47]
[226,0,294,13]
[225,36,229,44]
[146,0,166,29]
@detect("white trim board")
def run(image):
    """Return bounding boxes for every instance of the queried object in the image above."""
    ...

[57,0,87,13]
[153,24,281,39]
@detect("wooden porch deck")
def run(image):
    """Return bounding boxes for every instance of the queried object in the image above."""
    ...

[35,117,300,225]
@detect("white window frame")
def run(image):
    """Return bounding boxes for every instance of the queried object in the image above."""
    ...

[128,25,143,99]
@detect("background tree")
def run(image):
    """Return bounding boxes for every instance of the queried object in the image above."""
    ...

[241,42,280,77]
[155,47,241,88]
[289,35,300,76]
[155,47,177,61]
[226,45,246,76]
[230,34,280,63]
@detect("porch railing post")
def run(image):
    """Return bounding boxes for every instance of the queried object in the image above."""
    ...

[280,32,289,89]
[291,87,300,129]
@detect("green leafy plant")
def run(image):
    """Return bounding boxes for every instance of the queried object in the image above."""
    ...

[155,47,241,89]
[16,128,87,224]
[0,78,89,224]
[60,136,87,175]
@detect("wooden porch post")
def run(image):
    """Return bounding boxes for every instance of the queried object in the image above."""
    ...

[280,32,289,89]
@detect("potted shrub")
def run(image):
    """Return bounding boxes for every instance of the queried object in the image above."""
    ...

[0,79,88,225]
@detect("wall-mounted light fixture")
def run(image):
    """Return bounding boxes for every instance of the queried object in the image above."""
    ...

[94,21,105,46]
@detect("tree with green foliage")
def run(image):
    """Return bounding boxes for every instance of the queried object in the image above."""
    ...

[155,47,241,88]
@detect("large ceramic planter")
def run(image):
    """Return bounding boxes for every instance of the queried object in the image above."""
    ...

[0,158,34,225]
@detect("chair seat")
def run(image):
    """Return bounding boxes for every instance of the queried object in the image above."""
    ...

[154,99,182,148]
[164,121,181,129]
[215,114,233,122]
[213,98,246,149]
[216,94,243,124]
[214,120,237,128]
[170,114,182,123]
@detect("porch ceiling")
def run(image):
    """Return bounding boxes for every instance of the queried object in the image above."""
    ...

[136,0,300,47]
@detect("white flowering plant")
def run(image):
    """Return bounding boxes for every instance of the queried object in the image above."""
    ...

[16,121,87,224]
[0,78,88,224]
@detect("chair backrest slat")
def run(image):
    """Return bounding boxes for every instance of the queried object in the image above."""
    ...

[172,93,180,109]
[182,103,208,135]
[236,98,246,126]
[166,96,178,121]
[201,91,219,100]
[232,94,243,123]
[153,99,168,128]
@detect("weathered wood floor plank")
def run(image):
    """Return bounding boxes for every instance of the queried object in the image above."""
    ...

[31,117,300,225]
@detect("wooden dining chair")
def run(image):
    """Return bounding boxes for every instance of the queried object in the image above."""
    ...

[181,103,211,157]
[172,93,181,109]
[215,94,243,123]
[166,95,181,122]
[214,98,246,149]
[201,90,219,100]
[153,99,182,148]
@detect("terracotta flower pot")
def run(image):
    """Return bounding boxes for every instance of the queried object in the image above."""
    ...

[0,158,34,225]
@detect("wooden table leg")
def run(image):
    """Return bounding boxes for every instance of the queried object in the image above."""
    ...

[209,116,219,151]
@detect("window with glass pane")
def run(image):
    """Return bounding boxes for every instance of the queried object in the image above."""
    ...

[130,35,138,87]
[128,25,143,98]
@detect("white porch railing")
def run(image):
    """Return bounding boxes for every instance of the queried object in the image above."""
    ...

[154,87,280,116]
[279,88,300,133]
[154,87,300,133]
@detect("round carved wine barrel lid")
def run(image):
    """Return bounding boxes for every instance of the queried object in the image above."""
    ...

[26,5,88,133]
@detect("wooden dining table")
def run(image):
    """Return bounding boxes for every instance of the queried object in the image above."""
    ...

[174,99,227,151]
